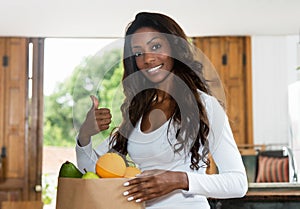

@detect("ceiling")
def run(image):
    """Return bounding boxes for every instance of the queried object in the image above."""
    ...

[1,0,300,38]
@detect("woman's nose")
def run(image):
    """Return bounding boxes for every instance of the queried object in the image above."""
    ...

[143,52,155,64]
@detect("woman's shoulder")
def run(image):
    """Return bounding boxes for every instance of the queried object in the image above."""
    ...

[197,90,226,122]
[197,90,217,105]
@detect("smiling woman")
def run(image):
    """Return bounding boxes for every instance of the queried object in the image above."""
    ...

[76,12,248,209]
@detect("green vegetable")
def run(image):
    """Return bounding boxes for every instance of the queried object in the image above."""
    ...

[58,161,83,178]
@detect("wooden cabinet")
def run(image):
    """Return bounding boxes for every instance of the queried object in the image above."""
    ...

[193,36,253,145]
[0,38,43,207]
[0,38,28,202]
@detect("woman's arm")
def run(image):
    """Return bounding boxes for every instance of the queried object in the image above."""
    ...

[184,95,248,198]
[75,95,112,173]
[185,120,248,198]
[77,95,112,146]
[76,138,110,173]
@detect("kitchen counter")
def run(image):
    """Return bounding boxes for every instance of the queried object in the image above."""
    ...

[209,182,300,209]
[246,182,300,200]
[248,182,300,189]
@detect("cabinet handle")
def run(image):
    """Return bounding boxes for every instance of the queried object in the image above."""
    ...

[35,185,42,192]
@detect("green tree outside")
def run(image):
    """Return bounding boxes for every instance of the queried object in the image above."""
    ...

[44,48,124,147]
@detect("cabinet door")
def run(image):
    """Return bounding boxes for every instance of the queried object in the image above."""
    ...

[0,37,28,203]
[0,39,5,158]
[0,38,43,207]
[193,37,253,145]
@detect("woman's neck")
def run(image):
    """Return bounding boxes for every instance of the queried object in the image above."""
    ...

[154,72,175,102]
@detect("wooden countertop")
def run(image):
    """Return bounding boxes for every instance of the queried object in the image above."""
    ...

[246,183,300,200]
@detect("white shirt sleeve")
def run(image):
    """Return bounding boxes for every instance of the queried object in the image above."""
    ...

[75,137,110,173]
[184,95,248,198]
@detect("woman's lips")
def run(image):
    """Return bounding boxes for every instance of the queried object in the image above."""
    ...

[146,64,163,73]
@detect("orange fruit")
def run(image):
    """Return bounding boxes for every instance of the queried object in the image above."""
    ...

[123,166,141,178]
[95,153,126,178]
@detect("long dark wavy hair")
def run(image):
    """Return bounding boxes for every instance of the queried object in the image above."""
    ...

[110,12,211,170]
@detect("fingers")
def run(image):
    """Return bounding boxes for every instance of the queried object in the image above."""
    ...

[125,188,157,203]
[90,95,99,110]
[122,170,176,203]
[95,108,110,115]
[95,108,112,131]
[78,96,112,141]
[85,95,112,132]
[89,95,112,131]
[94,104,111,129]
[123,178,155,203]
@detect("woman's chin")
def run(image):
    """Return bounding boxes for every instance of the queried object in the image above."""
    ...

[144,72,173,84]
[147,77,167,84]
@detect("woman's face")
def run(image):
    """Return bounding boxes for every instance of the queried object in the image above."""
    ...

[130,27,174,84]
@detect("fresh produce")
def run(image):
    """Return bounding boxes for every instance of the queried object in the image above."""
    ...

[96,153,127,178]
[82,169,100,179]
[58,161,83,178]
[58,154,141,179]
[123,166,141,178]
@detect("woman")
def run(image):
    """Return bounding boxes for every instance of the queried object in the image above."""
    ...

[76,12,248,209]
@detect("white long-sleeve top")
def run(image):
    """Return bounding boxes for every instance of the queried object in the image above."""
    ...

[76,92,248,209]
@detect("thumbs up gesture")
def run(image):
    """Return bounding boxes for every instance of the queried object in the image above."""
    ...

[77,95,112,146]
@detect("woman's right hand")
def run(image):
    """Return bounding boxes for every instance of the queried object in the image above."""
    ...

[77,95,112,146]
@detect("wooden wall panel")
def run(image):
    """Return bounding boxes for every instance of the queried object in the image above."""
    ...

[193,36,253,146]
[3,39,27,179]
[0,39,5,153]
[0,37,38,207]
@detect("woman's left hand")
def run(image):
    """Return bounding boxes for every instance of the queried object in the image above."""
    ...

[122,169,189,203]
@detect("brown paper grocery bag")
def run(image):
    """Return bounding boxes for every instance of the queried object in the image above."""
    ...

[56,178,145,209]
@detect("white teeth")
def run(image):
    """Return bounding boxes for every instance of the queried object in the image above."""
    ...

[147,65,162,72]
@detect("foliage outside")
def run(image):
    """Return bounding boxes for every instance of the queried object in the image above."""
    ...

[43,48,124,147]
[42,173,55,205]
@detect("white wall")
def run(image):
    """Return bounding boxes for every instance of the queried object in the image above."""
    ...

[1,1,300,37]
[251,35,298,146]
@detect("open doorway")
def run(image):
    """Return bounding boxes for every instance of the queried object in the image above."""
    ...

[42,38,119,208]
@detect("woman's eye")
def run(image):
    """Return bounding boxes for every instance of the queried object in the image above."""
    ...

[134,52,142,57]
[152,44,161,51]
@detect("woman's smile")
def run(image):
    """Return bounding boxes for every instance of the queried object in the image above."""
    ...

[131,27,174,84]
[145,64,163,74]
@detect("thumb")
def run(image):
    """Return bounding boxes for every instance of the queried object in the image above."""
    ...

[90,95,99,110]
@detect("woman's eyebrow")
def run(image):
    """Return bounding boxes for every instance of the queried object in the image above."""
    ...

[147,36,161,45]
[131,36,162,49]
[131,45,141,49]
